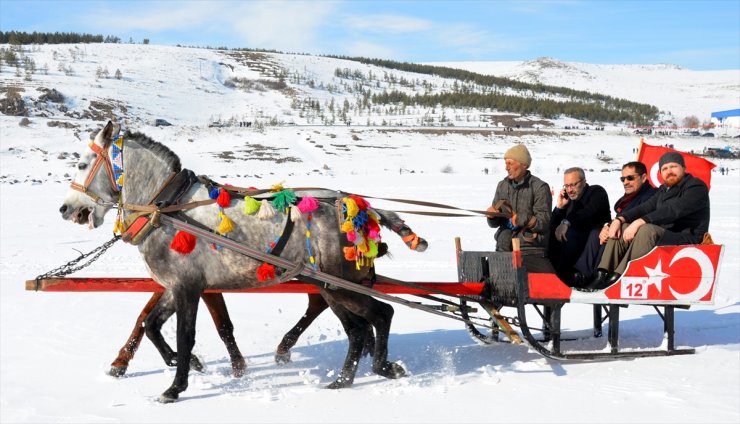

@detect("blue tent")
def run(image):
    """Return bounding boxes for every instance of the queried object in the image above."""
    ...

[711,109,740,120]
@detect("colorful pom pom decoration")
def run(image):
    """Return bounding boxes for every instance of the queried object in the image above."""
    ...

[338,195,382,269]
[256,262,276,282]
[170,230,197,254]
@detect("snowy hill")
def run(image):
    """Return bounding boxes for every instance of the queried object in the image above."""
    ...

[427,57,740,121]
[1,43,739,423]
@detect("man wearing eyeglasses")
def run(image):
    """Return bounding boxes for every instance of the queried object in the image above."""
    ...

[548,167,611,286]
[572,162,656,287]
[586,152,710,290]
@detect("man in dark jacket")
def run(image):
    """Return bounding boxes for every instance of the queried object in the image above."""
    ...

[486,144,555,272]
[572,161,657,286]
[587,152,710,290]
[548,167,611,285]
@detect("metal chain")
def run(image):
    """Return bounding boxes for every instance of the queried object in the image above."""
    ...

[33,235,121,288]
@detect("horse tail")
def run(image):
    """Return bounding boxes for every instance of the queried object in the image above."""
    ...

[374,208,428,252]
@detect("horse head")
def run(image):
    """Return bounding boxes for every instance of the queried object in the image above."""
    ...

[60,120,121,229]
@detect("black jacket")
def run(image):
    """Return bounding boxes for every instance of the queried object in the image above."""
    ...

[619,173,710,245]
[616,183,657,214]
[552,184,611,231]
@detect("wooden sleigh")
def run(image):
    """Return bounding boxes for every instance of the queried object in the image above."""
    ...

[458,239,724,360]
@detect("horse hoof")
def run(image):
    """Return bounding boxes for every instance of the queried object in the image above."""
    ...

[375,362,406,379]
[190,355,204,373]
[326,377,353,389]
[274,351,291,365]
[232,358,247,378]
[108,365,128,378]
[158,389,179,403]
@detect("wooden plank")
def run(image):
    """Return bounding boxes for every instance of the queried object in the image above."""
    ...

[26,277,485,296]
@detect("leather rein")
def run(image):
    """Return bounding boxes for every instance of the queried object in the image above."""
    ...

[72,135,495,219]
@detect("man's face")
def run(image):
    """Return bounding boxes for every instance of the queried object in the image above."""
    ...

[563,172,584,200]
[661,162,685,187]
[621,166,647,195]
[505,159,527,181]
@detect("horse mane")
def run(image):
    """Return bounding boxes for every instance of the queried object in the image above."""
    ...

[124,130,182,172]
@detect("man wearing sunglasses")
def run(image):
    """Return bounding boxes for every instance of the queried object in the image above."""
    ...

[586,152,710,290]
[572,162,656,287]
[548,167,611,286]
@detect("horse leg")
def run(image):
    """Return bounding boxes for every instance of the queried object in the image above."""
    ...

[108,292,163,377]
[326,289,405,381]
[201,293,246,378]
[275,293,329,364]
[322,300,369,389]
[364,298,405,379]
[159,286,202,403]
[143,291,204,373]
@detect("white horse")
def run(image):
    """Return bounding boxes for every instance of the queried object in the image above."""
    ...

[60,121,427,402]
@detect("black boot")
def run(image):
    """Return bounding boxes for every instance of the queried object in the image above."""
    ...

[585,269,608,289]
[571,272,586,288]
[598,272,622,289]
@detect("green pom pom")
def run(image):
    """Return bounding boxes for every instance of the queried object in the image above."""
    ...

[271,189,297,211]
[244,196,260,214]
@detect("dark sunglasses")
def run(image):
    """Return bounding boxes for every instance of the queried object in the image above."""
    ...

[620,174,642,182]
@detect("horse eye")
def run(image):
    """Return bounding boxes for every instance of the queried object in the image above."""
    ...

[78,162,88,170]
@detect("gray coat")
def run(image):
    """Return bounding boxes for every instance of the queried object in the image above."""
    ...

[487,171,552,252]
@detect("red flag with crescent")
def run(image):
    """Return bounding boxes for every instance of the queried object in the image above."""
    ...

[637,140,716,190]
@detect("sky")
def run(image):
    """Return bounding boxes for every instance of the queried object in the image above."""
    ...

[1,0,739,70]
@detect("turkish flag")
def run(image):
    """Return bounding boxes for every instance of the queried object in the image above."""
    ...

[637,141,716,190]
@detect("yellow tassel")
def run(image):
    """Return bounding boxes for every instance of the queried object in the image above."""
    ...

[244,196,260,215]
[270,182,285,192]
[113,218,123,235]
[217,214,235,235]
[341,220,354,233]
[256,199,276,220]
[343,197,359,218]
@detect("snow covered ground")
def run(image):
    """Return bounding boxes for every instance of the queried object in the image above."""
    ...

[1,44,738,423]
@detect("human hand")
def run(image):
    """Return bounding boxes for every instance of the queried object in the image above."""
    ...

[485,205,500,218]
[555,222,569,242]
[556,189,569,209]
[599,225,609,244]
[623,219,645,242]
[608,220,623,239]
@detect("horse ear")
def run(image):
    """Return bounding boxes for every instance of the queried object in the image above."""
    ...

[100,120,120,148]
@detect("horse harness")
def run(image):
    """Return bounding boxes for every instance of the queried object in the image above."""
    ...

[72,133,486,269]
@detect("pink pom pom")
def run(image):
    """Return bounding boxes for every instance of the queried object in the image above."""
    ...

[297,196,319,213]
[368,229,379,240]
[346,231,356,242]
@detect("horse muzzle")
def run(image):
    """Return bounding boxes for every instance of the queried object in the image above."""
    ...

[60,204,96,229]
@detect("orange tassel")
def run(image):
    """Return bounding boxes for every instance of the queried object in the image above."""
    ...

[170,230,197,254]
[256,262,276,282]
[343,246,357,261]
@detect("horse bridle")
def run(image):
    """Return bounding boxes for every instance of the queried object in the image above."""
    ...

[70,138,120,206]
